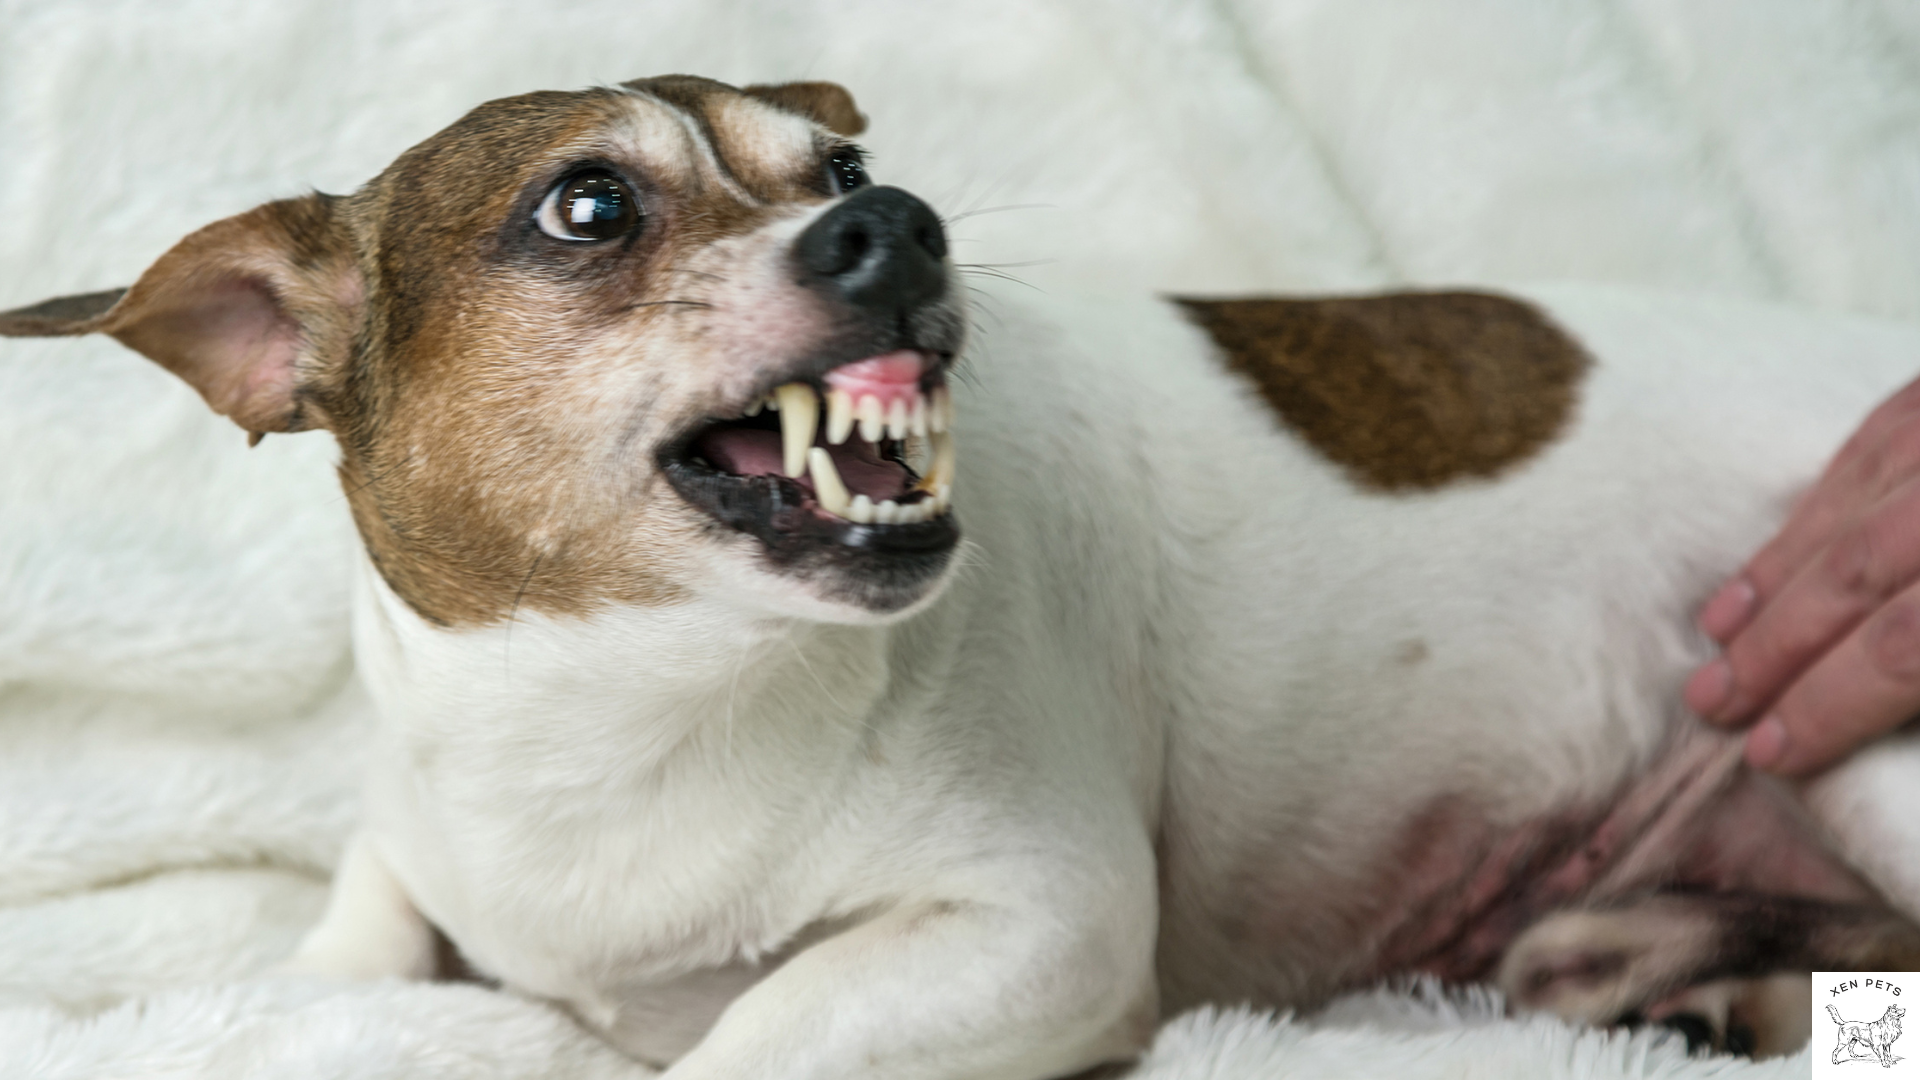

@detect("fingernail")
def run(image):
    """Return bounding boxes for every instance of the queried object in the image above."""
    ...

[1684,659,1734,719]
[1745,715,1790,770]
[1698,578,1757,641]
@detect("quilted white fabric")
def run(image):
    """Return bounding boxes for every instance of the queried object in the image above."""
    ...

[4,0,1915,1074]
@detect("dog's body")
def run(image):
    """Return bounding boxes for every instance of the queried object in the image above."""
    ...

[9,76,1920,1077]
[1830,1003,1906,1066]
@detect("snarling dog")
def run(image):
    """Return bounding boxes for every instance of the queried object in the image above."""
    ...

[8,74,1920,1075]
[1830,1003,1906,1067]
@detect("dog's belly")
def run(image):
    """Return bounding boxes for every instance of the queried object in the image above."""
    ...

[1220,728,1876,999]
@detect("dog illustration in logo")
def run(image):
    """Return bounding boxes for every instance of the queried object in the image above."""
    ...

[1830,1003,1906,1067]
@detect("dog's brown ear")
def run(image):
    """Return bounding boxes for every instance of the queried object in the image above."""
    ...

[744,81,867,136]
[0,193,361,438]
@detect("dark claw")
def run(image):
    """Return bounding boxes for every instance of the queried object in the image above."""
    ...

[1661,1013,1715,1054]
[1724,1021,1756,1058]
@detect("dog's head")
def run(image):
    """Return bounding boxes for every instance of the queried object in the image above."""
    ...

[1,76,965,627]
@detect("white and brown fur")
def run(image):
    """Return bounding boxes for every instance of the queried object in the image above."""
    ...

[6,75,1920,1075]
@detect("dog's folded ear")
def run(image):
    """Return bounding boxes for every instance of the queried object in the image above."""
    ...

[744,81,867,137]
[0,192,361,439]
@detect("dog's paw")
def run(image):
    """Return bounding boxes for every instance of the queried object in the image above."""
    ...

[1497,904,1810,1057]
[1497,906,1699,1024]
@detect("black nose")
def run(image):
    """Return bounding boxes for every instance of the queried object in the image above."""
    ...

[795,186,948,318]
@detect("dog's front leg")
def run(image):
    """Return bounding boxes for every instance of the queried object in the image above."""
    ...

[665,894,1155,1080]
[281,831,438,979]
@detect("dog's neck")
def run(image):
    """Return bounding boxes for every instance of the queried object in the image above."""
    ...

[350,555,895,781]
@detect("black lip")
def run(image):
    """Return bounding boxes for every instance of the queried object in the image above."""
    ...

[661,460,960,611]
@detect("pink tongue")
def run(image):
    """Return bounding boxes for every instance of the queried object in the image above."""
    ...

[697,428,910,500]
[701,428,784,478]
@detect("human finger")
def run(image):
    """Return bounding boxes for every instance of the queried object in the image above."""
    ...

[1746,583,1920,776]
[1689,479,1920,725]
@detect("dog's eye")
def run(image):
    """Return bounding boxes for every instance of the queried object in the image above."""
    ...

[536,170,641,242]
[826,148,868,196]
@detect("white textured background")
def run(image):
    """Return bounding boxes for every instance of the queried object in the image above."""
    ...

[1,1,1914,1076]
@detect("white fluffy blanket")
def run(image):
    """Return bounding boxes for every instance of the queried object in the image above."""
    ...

[5,0,1915,1074]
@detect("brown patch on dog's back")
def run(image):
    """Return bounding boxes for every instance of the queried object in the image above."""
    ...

[1174,292,1591,491]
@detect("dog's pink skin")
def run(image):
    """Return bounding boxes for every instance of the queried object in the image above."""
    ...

[1319,730,1875,984]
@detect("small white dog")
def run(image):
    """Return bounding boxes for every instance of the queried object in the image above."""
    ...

[7,75,1920,1075]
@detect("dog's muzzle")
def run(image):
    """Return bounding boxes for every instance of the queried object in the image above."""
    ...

[659,185,963,610]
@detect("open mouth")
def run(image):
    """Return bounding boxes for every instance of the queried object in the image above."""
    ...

[662,349,959,565]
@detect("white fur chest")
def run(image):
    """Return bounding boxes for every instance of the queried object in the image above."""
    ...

[350,559,906,1049]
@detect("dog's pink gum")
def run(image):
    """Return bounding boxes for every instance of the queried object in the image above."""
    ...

[824,350,927,407]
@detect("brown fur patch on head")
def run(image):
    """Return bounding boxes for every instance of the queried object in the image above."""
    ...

[627,75,861,200]
[10,77,897,629]
[308,80,875,627]
[310,88,732,626]
[1174,291,1592,491]
[744,81,867,136]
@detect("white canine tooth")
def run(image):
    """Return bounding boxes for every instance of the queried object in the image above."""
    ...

[910,394,929,437]
[902,502,928,524]
[848,494,875,524]
[857,395,884,443]
[807,447,851,516]
[927,431,955,489]
[875,499,899,525]
[886,399,908,441]
[928,388,950,433]
[777,383,818,477]
[825,390,855,445]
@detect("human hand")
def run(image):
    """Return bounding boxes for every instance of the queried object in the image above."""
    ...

[1685,375,1920,776]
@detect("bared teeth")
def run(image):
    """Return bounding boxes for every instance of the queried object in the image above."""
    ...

[926,431,955,492]
[788,376,957,525]
[807,447,851,516]
[777,383,818,477]
[825,390,855,445]
[857,396,885,443]
[927,388,951,433]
